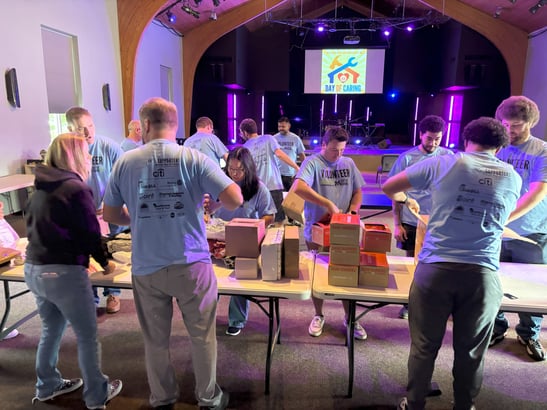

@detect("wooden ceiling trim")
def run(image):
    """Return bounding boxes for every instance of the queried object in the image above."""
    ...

[181,0,287,135]
[117,0,166,127]
[418,0,528,94]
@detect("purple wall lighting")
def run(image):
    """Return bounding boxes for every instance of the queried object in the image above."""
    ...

[445,94,464,148]
[227,93,237,144]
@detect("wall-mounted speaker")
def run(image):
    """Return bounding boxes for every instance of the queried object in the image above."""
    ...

[102,83,111,111]
[5,68,21,108]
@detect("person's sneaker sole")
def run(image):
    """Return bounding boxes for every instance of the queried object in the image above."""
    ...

[200,391,229,410]
[226,327,241,336]
[87,379,123,409]
[32,378,83,403]
[517,335,546,361]
[489,331,507,347]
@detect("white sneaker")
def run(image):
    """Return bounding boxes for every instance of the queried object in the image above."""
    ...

[87,379,123,409]
[344,320,368,340]
[308,315,325,337]
[2,328,19,340]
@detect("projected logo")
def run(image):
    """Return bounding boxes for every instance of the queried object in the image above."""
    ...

[322,50,367,94]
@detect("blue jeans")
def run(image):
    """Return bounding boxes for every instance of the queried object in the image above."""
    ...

[228,296,249,328]
[24,263,109,408]
[494,234,547,340]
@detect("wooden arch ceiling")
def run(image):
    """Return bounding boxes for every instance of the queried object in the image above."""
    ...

[117,0,528,135]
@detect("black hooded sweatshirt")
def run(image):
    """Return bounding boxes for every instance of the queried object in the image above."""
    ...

[25,164,108,268]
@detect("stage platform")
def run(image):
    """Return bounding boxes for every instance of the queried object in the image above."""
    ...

[304,145,411,173]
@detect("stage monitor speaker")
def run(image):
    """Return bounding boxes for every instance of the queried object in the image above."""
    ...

[5,68,20,108]
[377,138,392,149]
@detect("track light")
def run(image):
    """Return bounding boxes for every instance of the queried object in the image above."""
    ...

[530,0,547,14]
[166,10,176,23]
[182,3,200,19]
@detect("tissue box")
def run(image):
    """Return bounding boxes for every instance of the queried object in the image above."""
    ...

[261,227,284,281]
[311,223,330,247]
[358,252,389,287]
[283,225,300,279]
[235,257,259,279]
[361,224,392,253]
[281,190,305,224]
[225,218,266,257]
[330,213,362,245]
[328,263,359,287]
[329,244,360,266]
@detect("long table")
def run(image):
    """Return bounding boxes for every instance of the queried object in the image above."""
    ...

[0,252,314,394]
[0,174,35,214]
[312,254,547,397]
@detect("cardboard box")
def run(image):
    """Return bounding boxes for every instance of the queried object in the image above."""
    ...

[329,244,360,266]
[235,257,259,279]
[414,215,429,265]
[225,218,266,257]
[311,223,330,247]
[330,213,362,245]
[261,227,284,281]
[358,252,389,287]
[361,223,392,253]
[328,263,359,287]
[281,190,305,225]
[283,225,300,279]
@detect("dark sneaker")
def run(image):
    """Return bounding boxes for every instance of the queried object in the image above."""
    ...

[517,335,546,361]
[489,330,507,347]
[226,326,241,336]
[398,397,408,409]
[32,378,83,403]
[200,391,229,410]
[398,305,409,320]
[87,379,123,409]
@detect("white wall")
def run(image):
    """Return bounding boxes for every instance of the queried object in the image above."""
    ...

[134,22,184,138]
[0,0,124,176]
[523,29,547,140]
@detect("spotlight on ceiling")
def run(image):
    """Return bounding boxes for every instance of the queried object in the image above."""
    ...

[316,23,326,33]
[405,25,414,32]
[166,10,176,23]
[383,28,392,37]
[182,4,200,19]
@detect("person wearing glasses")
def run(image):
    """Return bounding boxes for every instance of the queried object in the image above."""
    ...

[204,147,276,336]
[489,96,547,361]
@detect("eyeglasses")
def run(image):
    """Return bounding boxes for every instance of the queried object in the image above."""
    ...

[228,167,245,174]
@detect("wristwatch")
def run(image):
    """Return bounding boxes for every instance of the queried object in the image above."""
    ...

[396,194,408,205]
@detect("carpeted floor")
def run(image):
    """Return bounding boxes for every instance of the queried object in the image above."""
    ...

[1,172,546,409]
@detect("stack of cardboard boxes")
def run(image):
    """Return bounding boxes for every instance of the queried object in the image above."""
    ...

[312,214,392,288]
[224,218,300,280]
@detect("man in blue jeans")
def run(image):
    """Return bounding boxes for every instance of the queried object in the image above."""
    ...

[489,95,547,361]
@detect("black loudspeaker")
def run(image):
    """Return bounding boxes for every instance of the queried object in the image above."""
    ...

[102,83,111,111]
[377,138,392,149]
[5,68,20,108]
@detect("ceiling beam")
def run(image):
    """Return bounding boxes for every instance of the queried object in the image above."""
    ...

[181,0,287,135]
[417,0,528,94]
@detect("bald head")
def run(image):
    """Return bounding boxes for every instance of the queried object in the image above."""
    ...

[127,120,142,142]
[139,98,178,143]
